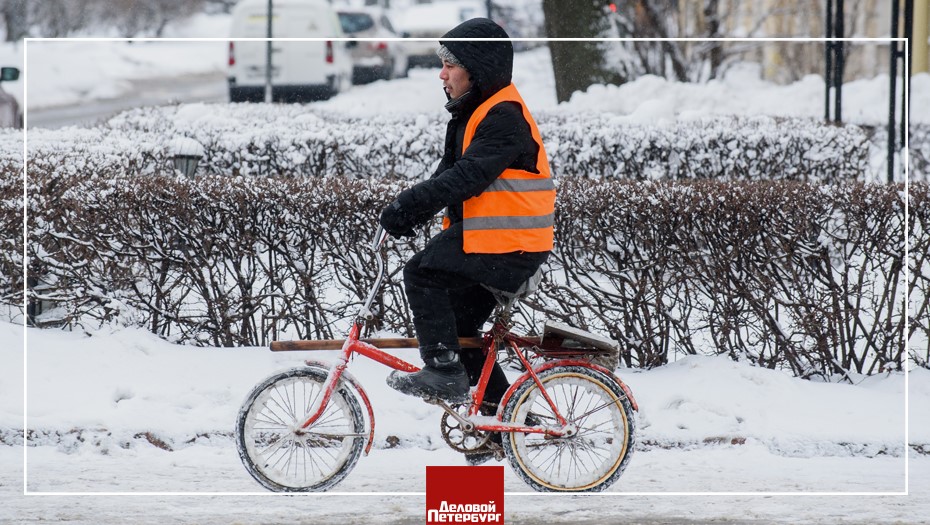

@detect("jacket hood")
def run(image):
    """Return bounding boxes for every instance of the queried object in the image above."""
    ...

[439,18,513,102]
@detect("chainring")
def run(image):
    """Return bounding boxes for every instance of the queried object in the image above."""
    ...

[439,404,492,453]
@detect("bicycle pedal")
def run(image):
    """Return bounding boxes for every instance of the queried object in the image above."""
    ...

[463,442,505,466]
[424,397,447,407]
[488,442,505,461]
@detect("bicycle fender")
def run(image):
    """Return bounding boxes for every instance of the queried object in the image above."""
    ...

[498,359,639,414]
[303,359,377,455]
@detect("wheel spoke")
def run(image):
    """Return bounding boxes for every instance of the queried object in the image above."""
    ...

[267,392,297,426]
[257,432,290,458]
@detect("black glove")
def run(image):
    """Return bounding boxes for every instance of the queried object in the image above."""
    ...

[379,199,416,238]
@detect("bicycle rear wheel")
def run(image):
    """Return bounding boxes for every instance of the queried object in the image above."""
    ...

[236,367,365,492]
[500,365,635,492]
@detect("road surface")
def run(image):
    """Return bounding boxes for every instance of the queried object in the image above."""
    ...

[26,72,227,129]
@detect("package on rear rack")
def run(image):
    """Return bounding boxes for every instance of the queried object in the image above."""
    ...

[538,321,619,371]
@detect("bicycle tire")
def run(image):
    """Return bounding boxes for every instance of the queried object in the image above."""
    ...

[236,367,365,492]
[500,365,636,492]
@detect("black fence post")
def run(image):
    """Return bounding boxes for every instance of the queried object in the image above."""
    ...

[825,0,833,121]
[26,275,37,327]
[835,0,844,122]
[903,0,914,152]
[890,0,899,184]
[888,0,914,183]
[825,0,844,124]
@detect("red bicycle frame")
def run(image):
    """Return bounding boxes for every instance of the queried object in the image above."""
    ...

[298,317,572,438]
[295,228,576,440]
[299,225,637,446]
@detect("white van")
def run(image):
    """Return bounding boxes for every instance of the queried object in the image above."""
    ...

[228,0,353,102]
[395,0,485,69]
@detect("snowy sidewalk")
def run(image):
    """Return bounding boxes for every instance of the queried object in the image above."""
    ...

[1,448,927,523]
[2,321,928,521]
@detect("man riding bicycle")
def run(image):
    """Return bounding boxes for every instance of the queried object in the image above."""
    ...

[379,18,556,448]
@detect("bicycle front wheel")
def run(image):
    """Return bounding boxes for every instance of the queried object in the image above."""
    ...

[236,367,365,492]
[501,365,635,492]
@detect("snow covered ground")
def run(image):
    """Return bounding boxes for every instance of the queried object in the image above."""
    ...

[2,319,929,522]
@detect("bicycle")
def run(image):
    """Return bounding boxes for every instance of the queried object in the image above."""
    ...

[235,227,639,492]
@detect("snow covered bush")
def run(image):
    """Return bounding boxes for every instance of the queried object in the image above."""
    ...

[25,170,420,345]
[20,160,923,379]
[550,179,914,379]
[537,114,870,182]
[100,105,444,180]
[8,108,924,378]
[0,130,23,314]
[30,104,872,183]
[859,123,930,183]
[911,182,930,369]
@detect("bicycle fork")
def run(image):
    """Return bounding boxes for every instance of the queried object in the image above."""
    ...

[296,321,418,440]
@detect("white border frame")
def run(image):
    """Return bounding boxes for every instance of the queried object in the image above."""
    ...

[21,35,911,497]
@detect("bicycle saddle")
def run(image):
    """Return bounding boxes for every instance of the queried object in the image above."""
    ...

[482,266,544,306]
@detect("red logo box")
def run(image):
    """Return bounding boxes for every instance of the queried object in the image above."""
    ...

[426,466,504,524]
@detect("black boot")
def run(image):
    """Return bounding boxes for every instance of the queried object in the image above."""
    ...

[387,348,470,403]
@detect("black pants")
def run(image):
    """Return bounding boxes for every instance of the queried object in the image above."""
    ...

[404,251,510,405]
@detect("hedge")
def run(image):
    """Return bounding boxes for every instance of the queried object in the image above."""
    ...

[2,109,927,378]
[17,167,923,380]
[23,107,876,182]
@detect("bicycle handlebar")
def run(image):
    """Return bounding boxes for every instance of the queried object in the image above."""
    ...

[359,227,388,321]
[371,226,388,251]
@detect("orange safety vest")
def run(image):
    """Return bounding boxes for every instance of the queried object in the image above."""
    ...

[442,83,556,254]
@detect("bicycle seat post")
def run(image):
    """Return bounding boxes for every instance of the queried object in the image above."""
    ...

[494,297,517,330]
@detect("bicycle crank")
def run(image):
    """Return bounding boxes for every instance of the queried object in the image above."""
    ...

[437,403,492,453]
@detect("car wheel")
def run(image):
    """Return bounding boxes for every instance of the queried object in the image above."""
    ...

[229,87,249,103]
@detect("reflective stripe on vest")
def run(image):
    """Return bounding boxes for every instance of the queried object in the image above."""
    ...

[442,83,556,254]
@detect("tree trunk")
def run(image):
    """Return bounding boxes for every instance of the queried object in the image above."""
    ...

[542,0,627,103]
[703,0,723,77]
[0,0,28,41]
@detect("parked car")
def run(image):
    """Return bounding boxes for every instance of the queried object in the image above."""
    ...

[228,0,352,102]
[337,7,409,83]
[0,67,21,129]
[394,0,485,69]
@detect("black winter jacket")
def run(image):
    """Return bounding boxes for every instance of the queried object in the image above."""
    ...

[391,18,549,292]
